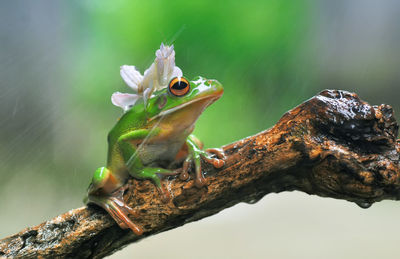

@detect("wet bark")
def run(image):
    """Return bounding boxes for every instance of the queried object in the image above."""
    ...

[1,90,399,258]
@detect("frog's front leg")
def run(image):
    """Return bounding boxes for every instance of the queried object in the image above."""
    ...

[118,128,180,201]
[182,134,226,188]
[131,167,179,202]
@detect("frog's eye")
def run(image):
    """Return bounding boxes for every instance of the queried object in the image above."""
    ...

[168,77,190,97]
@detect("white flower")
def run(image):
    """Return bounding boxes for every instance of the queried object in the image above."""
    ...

[111,92,140,112]
[112,43,183,111]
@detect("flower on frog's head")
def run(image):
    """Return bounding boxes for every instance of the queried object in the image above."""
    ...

[155,43,182,86]
[112,43,182,112]
[141,43,182,99]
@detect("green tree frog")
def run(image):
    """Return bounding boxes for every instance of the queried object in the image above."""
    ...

[85,44,225,235]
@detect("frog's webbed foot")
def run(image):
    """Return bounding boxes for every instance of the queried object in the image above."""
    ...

[204,148,226,168]
[181,145,226,188]
[178,152,204,187]
[87,186,143,235]
[197,148,226,187]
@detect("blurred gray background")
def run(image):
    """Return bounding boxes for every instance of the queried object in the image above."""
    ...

[1,1,399,258]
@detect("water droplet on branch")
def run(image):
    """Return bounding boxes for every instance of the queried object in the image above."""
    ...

[356,201,372,209]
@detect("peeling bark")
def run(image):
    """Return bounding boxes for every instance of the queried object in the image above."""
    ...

[1,90,399,258]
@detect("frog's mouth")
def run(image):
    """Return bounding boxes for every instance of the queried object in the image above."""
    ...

[149,93,222,122]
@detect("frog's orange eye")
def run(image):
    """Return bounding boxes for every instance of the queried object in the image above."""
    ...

[168,77,190,97]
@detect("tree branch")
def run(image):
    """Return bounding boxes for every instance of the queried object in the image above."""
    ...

[1,90,399,258]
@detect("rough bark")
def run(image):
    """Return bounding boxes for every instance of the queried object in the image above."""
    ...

[1,89,399,258]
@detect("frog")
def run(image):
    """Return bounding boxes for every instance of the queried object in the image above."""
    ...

[85,44,225,235]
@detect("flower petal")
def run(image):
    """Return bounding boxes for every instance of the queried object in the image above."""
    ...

[171,66,183,79]
[141,63,157,93]
[120,65,143,92]
[156,43,174,59]
[156,44,176,86]
[111,92,140,111]
[143,88,152,109]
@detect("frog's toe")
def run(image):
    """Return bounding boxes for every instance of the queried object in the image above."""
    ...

[202,156,225,168]
[201,149,226,169]
[213,159,225,168]
[205,148,226,160]
[105,197,143,235]
[109,195,139,218]
[121,200,140,217]
[179,157,192,180]
[194,175,207,188]
[179,170,190,181]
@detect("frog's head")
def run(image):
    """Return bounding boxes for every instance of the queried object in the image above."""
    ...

[146,76,223,130]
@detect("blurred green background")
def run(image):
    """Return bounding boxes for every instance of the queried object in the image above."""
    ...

[1,1,400,258]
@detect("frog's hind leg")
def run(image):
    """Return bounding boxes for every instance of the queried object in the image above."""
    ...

[85,167,143,235]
